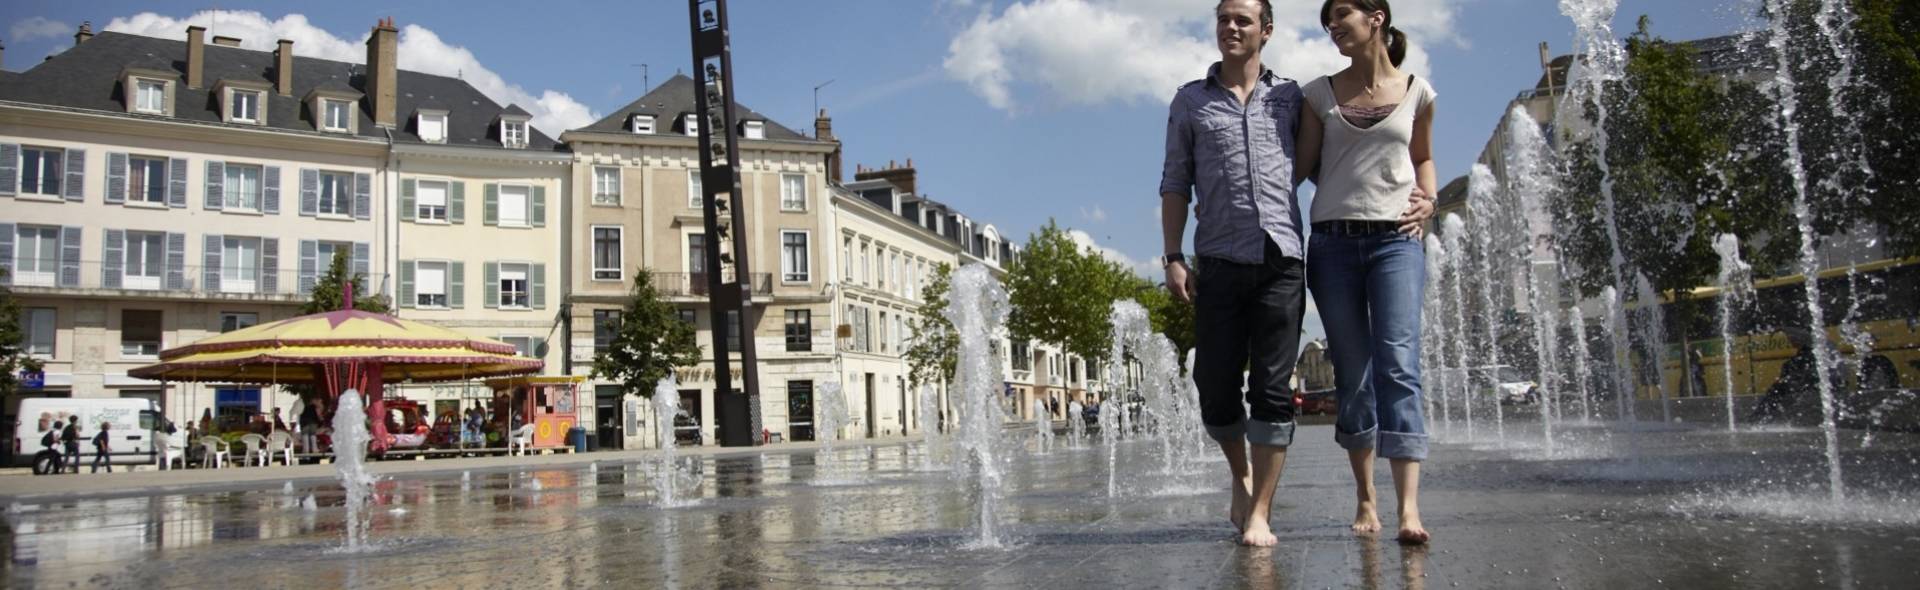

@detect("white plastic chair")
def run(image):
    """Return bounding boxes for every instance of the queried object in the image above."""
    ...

[238,433,270,466]
[197,436,230,469]
[509,424,536,456]
[266,431,295,465]
[154,432,186,470]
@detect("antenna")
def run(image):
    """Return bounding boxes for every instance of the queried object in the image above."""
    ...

[631,64,650,94]
[812,79,835,130]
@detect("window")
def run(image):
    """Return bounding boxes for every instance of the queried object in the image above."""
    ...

[593,166,621,205]
[415,261,448,308]
[222,237,260,293]
[419,112,448,143]
[19,147,63,196]
[231,90,260,123]
[891,253,902,296]
[498,263,529,309]
[688,234,707,275]
[502,120,529,149]
[501,336,538,357]
[593,227,622,281]
[220,312,258,333]
[224,164,262,211]
[124,231,165,290]
[322,99,351,131]
[25,308,55,357]
[859,242,870,285]
[593,310,621,356]
[498,185,529,226]
[687,168,703,208]
[785,310,811,352]
[894,315,905,353]
[876,246,887,290]
[315,241,348,269]
[13,225,60,286]
[317,171,351,216]
[631,114,655,134]
[843,238,853,281]
[135,79,166,113]
[683,113,699,137]
[121,309,162,358]
[1012,341,1032,371]
[780,173,807,211]
[780,231,810,283]
[677,309,697,326]
[725,310,742,352]
[744,120,766,139]
[879,311,890,353]
[129,156,167,204]
[416,180,448,221]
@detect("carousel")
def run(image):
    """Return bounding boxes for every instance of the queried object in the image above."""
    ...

[129,290,543,453]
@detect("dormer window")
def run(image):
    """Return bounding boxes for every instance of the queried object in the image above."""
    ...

[743,120,765,140]
[631,114,655,134]
[135,79,166,113]
[306,89,363,134]
[683,113,699,137]
[417,110,449,143]
[122,68,176,116]
[216,80,271,125]
[500,117,530,149]
[323,100,352,132]
[231,90,260,123]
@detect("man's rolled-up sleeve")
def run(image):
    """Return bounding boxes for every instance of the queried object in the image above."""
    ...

[1159,94,1194,200]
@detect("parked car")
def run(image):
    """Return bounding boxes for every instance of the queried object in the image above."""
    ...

[1297,388,1338,415]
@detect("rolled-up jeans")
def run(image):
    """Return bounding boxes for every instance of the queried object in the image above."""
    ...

[1307,229,1429,461]
[1194,238,1305,448]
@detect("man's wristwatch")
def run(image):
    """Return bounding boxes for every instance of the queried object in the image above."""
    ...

[1163,253,1187,268]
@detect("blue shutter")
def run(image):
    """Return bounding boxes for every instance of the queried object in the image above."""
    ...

[166,157,188,208]
[263,166,281,214]
[62,148,85,201]
[448,261,465,309]
[351,242,370,283]
[532,185,546,227]
[204,161,225,210]
[299,169,317,216]
[353,172,371,220]
[531,263,547,309]
[400,179,416,222]
[0,144,17,196]
[103,229,124,289]
[165,232,186,290]
[106,153,127,205]
[397,260,415,308]
[58,226,81,287]
[261,238,279,294]
[298,239,317,294]
[449,181,465,224]
[203,235,223,293]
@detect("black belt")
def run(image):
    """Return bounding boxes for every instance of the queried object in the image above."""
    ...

[1311,220,1400,237]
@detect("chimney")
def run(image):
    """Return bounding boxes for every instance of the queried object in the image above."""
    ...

[186,25,206,88]
[212,35,242,47]
[275,39,295,96]
[854,157,917,195]
[816,109,842,185]
[74,21,93,45]
[364,17,399,128]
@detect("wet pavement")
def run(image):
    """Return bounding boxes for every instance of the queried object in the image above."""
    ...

[4,422,1918,589]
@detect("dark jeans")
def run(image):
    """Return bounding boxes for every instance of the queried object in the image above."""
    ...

[92,448,112,473]
[1194,239,1306,447]
[64,444,80,474]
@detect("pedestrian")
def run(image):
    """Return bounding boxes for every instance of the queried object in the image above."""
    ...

[43,421,66,473]
[298,402,321,453]
[273,408,289,433]
[62,419,82,474]
[91,422,113,473]
[1293,0,1438,544]
[1159,0,1311,547]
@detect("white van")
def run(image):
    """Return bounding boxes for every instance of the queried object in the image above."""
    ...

[11,397,173,469]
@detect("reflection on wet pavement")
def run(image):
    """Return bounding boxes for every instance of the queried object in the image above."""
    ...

[5,423,1917,588]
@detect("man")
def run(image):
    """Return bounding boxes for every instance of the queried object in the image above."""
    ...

[91,422,113,473]
[43,421,65,473]
[61,419,82,474]
[1160,0,1303,547]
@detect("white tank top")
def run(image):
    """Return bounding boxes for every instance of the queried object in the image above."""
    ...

[1303,75,1437,223]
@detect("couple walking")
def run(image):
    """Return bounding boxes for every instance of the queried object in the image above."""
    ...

[1160,0,1437,546]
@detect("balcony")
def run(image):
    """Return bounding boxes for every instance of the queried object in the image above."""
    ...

[5,260,378,304]
[653,272,772,298]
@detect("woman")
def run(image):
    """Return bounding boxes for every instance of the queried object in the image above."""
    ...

[1294,0,1437,544]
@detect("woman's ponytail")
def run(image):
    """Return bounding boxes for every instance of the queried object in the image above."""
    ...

[1386,25,1407,67]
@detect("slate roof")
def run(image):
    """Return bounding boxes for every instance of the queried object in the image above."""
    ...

[0,31,561,152]
[578,74,818,143]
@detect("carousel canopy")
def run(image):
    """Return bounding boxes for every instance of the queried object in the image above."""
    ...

[128,309,543,384]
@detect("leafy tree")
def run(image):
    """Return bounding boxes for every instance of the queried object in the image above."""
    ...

[1006,220,1128,365]
[301,248,390,314]
[0,268,46,406]
[1132,274,1196,358]
[1848,0,1920,256]
[904,262,957,387]
[592,269,701,397]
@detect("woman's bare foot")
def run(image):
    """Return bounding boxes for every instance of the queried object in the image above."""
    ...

[1229,475,1252,532]
[1240,517,1278,547]
[1396,510,1429,544]
[1352,500,1382,533]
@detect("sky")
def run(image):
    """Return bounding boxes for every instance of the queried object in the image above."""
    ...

[2,0,1766,346]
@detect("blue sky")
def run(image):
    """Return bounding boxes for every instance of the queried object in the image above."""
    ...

[3,0,1762,344]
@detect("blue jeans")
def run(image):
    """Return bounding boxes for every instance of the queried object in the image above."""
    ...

[1308,230,1428,460]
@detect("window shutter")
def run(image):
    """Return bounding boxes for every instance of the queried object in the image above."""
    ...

[261,238,279,294]
[449,261,465,309]
[204,161,225,210]
[483,183,499,226]
[400,179,416,222]
[351,242,370,283]
[106,153,127,204]
[299,169,317,216]
[449,181,466,224]
[532,185,546,227]
[531,263,547,309]
[203,234,223,293]
[167,157,188,208]
[0,144,17,196]
[103,229,124,289]
[531,337,546,361]
[165,232,186,290]
[263,166,281,215]
[62,148,85,201]
[353,172,371,220]
[298,240,317,294]
[0,223,12,284]
[398,260,415,308]
[483,262,499,309]
[59,226,81,287]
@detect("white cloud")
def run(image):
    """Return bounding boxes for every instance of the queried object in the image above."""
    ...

[1067,228,1156,277]
[101,11,597,135]
[9,17,72,43]
[1078,204,1108,223]
[943,0,1459,112]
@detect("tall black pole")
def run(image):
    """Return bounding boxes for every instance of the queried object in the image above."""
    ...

[689,0,761,446]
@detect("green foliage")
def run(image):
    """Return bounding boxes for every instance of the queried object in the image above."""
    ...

[1005,220,1134,364]
[301,248,390,314]
[1850,0,1920,256]
[1133,274,1196,358]
[904,262,958,387]
[0,268,46,399]
[591,269,701,397]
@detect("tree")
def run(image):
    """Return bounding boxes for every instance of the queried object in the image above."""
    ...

[1135,274,1196,357]
[0,268,46,406]
[301,248,389,314]
[1848,0,1920,256]
[1006,220,1127,365]
[592,269,701,397]
[904,262,958,387]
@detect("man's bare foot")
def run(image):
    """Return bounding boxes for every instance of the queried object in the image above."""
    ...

[1396,511,1429,544]
[1240,517,1278,547]
[1351,501,1382,533]
[1229,476,1252,532]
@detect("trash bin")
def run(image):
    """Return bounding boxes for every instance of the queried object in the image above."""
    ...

[569,427,587,453]
[584,432,600,452]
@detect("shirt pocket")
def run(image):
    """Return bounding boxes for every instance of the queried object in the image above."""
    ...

[1197,116,1238,160]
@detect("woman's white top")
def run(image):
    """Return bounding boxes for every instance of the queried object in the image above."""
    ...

[1302,74,1437,223]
